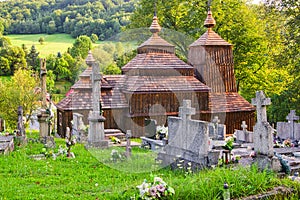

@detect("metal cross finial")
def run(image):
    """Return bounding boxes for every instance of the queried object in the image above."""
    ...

[207,0,212,10]
[154,0,157,16]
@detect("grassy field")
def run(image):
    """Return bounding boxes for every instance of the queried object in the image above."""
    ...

[7,33,137,57]
[0,131,299,199]
[7,34,75,57]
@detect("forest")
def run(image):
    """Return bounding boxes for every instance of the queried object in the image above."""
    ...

[0,0,136,39]
[0,0,299,127]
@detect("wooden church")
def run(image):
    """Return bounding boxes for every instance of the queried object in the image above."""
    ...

[56,10,255,137]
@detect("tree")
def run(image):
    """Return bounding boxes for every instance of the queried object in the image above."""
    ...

[38,37,45,45]
[0,69,40,128]
[47,21,56,34]
[0,46,26,75]
[90,33,99,43]
[0,36,12,48]
[26,45,40,70]
[69,35,92,59]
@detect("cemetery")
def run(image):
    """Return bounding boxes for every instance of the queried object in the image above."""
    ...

[1,7,300,200]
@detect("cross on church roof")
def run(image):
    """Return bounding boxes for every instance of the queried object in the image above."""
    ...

[251,91,271,123]
[286,110,299,122]
[179,100,196,121]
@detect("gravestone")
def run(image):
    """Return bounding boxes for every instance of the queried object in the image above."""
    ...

[72,113,87,143]
[144,119,157,139]
[0,136,14,155]
[158,99,220,169]
[235,121,253,143]
[17,106,25,136]
[208,116,226,140]
[251,91,274,157]
[37,58,51,140]
[85,51,108,148]
[125,130,132,158]
[277,110,300,141]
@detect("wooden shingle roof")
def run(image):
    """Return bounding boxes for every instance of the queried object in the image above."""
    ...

[189,29,231,46]
[56,88,128,111]
[122,52,193,73]
[122,75,210,93]
[203,92,255,113]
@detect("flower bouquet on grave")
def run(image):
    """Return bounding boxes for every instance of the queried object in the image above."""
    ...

[156,126,168,140]
[137,176,175,199]
[223,136,234,152]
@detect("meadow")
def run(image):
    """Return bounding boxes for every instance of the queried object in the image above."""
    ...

[0,131,299,199]
[7,34,76,57]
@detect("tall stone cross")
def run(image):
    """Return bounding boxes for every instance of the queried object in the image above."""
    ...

[179,100,196,122]
[286,110,299,139]
[251,91,273,157]
[251,91,271,123]
[40,58,47,109]
[86,51,108,148]
[86,51,102,113]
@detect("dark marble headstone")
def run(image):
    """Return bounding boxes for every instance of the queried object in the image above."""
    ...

[144,119,157,139]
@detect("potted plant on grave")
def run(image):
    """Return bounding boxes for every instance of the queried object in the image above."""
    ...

[222,136,235,164]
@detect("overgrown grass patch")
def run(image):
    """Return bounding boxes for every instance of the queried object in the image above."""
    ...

[0,132,299,199]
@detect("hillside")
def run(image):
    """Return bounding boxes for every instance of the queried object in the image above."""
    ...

[0,0,137,40]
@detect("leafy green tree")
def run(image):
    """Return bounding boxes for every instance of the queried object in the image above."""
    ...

[0,69,40,128]
[38,37,45,45]
[90,33,98,43]
[0,36,12,48]
[47,20,56,34]
[0,46,26,75]
[69,35,92,59]
[26,45,40,70]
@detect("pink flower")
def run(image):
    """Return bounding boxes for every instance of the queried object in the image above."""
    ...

[149,186,157,197]
[156,184,166,193]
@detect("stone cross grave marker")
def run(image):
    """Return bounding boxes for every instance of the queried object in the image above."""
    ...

[125,130,132,158]
[251,91,274,156]
[208,116,226,140]
[38,58,51,139]
[235,121,253,143]
[17,106,25,136]
[277,110,300,140]
[160,99,218,167]
[86,51,108,148]
[72,113,86,143]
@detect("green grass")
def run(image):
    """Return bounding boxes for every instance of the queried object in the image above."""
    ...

[0,132,299,199]
[7,34,76,57]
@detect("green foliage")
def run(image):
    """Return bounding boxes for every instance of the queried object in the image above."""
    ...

[0,45,26,75]
[90,33,98,43]
[0,36,12,48]
[38,37,45,45]
[92,41,136,75]
[26,45,40,70]
[69,35,92,59]
[0,69,40,128]
[0,0,136,40]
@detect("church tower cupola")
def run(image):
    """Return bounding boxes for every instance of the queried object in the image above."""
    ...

[188,9,237,93]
